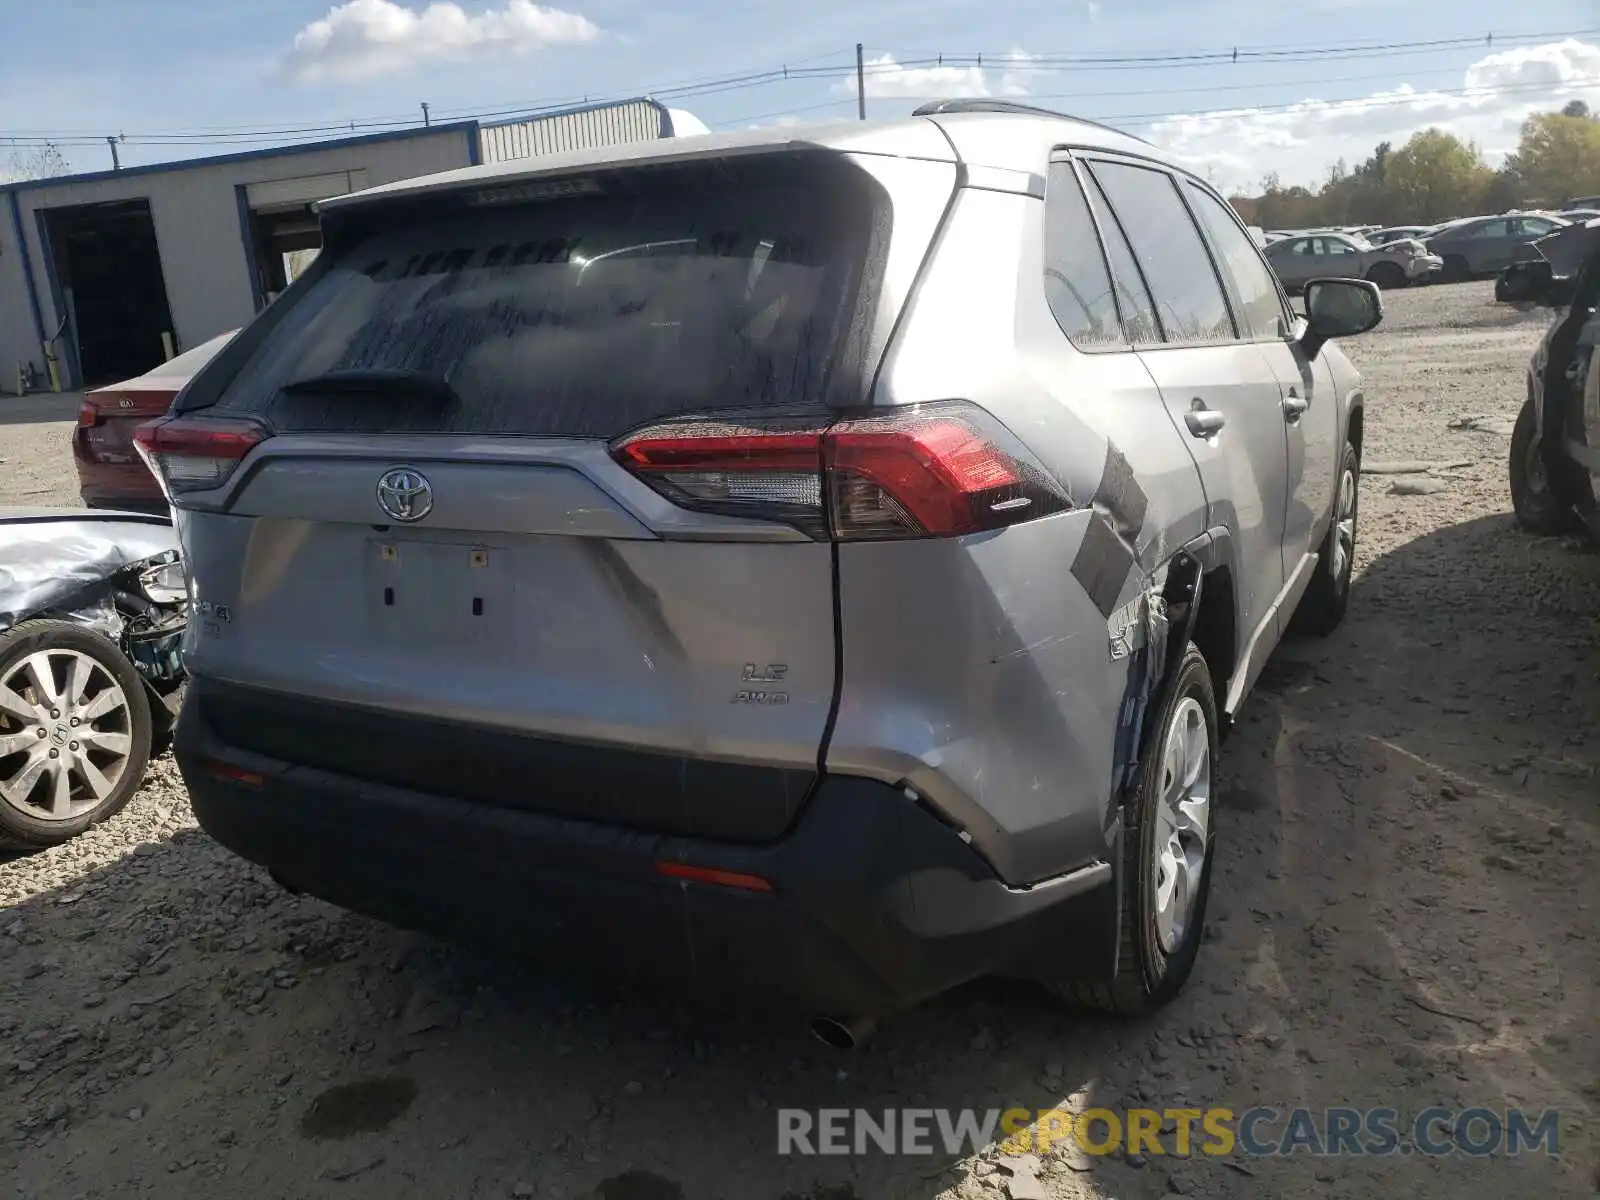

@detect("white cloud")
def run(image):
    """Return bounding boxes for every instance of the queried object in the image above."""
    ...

[834,50,1034,102]
[280,0,600,85]
[1086,1,1101,19]
[1146,38,1600,193]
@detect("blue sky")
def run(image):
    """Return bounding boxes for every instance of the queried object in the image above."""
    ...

[3,0,1598,191]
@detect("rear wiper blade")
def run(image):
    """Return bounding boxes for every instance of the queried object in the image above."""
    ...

[281,368,459,404]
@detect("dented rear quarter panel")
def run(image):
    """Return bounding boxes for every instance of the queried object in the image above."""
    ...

[827,183,1209,886]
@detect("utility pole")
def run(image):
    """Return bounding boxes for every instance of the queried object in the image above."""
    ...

[106,135,122,171]
[421,102,431,127]
[856,43,866,121]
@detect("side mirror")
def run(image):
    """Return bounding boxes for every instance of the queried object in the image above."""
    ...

[1300,277,1383,359]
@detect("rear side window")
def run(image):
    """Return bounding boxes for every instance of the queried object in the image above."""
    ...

[1043,162,1124,348]
[210,155,878,437]
[1088,161,1237,345]
[1185,183,1287,340]
[1080,171,1162,347]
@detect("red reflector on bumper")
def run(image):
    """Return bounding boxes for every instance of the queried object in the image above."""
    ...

[654,860,774,892]
[199,759,264,787]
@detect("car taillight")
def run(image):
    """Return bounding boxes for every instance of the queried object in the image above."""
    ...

[76,401,102,428]
[611,401,1073,541]
[132,414,268,498]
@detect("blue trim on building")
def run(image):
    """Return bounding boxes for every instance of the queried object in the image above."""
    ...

[0,121,481,196]
[5,190,46,351]
[234,185,266,315]
[465,120,483,166]
[32,208,78,389]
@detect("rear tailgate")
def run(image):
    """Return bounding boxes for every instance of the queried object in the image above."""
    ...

[172,150,950,841]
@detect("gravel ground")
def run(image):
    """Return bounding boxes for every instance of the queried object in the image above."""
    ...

[0,391,83,509]
[1,281,1596,1200]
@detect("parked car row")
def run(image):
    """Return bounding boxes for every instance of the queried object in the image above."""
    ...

[1260,209,1581,289]
[1264,230,1440,292]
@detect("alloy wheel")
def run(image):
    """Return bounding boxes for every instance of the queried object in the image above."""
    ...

[1331,465,1358,584]
[0,649,135,821]
[1151,696,1212,955]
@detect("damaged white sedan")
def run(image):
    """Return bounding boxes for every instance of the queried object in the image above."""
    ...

[0,508,187,849]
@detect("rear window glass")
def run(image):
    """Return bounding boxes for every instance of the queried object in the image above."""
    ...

[211,157,877,437]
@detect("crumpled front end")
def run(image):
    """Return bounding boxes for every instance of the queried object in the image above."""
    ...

[0,510,189,693]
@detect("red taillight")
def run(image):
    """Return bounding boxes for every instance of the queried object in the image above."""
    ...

[654,860,774,892]
[76,401,102,429]
[132,414,268,498]
[611,401,1071,541]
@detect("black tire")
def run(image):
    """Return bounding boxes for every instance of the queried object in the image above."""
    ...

[1441,255,1472,284]
[1510,396,1575,535]
[1054,643,1218,1016]
[0,620,152,850]
[1290,440,1360,637]
[1366,261,1407,291]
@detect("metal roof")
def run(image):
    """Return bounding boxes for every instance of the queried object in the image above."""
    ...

[0,121,481,195]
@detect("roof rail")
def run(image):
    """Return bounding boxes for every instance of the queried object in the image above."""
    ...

[911,99,1152,145]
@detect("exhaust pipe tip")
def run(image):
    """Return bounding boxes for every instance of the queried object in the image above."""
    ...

[810,1014,875,1051]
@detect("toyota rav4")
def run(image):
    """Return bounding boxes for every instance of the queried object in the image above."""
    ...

[137,100,1380,1032]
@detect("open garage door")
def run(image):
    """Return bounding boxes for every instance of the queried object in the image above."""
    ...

[240,169,368,307]
[42,199,177,388]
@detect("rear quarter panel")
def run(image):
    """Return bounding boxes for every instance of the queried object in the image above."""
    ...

[827,183,1209,885]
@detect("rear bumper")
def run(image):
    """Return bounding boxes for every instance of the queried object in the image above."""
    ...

[177,688,1116,1015]
[75,460,166,513]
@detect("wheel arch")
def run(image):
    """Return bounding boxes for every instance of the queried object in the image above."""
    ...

[1347,398,1364,461]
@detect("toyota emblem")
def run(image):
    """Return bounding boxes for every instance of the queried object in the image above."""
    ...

[375,467,434,523]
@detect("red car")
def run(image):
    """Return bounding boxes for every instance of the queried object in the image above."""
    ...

[74,330,237,513]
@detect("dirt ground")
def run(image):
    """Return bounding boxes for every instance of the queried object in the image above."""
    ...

[1,281,1596,1200]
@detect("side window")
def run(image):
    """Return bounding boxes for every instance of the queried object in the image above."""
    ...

[1080,170,1162,347]
[1042,162,1125,349]
[1185,182,1288,340]
[1326,238,1356,256]
[1088,160,1237,344]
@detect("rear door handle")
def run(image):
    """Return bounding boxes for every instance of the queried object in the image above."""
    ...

[1184,407,1226,438]
[1282,393,1310,422]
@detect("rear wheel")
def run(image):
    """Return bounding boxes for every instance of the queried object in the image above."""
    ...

[0,620,152,850]
[1366,261,1407,290]
[1291,440,1359,636]
[1054,643,1217,1016]
[1441,255,1472,284]
[1510,396,1574,535]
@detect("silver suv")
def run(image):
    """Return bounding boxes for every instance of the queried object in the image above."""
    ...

[138,100,1380,1031]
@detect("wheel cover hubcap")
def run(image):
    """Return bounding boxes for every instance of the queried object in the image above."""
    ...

[1331,466,1357,583]
[0,649,133,822]
[1151,696,1211,955]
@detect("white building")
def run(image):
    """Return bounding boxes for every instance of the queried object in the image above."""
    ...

[0,99,683,391]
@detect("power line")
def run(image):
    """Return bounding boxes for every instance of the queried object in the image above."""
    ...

[1,27,1594,148]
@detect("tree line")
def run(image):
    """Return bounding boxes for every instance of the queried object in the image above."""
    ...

[1229,101,1600,231]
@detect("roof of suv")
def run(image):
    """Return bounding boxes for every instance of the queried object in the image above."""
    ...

[315,108,1163,216]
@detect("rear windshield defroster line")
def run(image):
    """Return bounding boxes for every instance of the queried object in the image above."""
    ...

[210,154,885,439]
